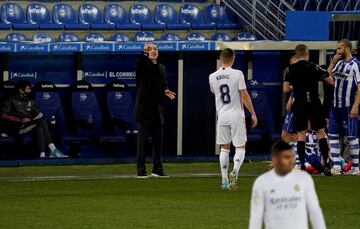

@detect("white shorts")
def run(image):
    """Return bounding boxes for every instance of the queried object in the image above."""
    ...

[216,120,247,147]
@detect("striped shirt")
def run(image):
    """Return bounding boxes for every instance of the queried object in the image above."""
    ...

[332,57,360,108]
[305,130,320,157]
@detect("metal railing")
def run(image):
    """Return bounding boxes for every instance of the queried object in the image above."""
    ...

[221,0,295,40]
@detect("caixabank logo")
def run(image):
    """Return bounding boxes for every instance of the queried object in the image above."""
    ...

[10,72,37,80]
[18,43,49,52]
[0,43,15,52]
[51,43,82,52]
[84,43,114,52]
[179,42,209,51]
[115,43,143,51]
[84,72,107,78]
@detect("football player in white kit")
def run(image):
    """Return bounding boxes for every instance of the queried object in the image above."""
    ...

[209,48,257,190]
[249,140,326,229]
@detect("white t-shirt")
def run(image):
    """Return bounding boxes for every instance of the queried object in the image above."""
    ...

[249,170,326,229]
[209,67,246,125]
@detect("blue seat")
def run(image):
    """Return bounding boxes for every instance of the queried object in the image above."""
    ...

[53,3,89,30]
[110,33,130,42]
[180,4,216,30]
[1,3,37,30]
[104,4,140,30]
[85,32,105,42]
[154,4,190,30]
[79,4,114,30]
[34,81,69,142]
[237,32,256,41]
[161,33,182,41]
[211,32,232,41]
[58,33,80,42]
[205,4,241,29]
[134,31,156,42]
[105,81,136,137]
[186,32,206,41]
[32,33,53,42]
[5,33,27,42]
[246,80,279,141]
[27,3,63,30]
[129,4,166,30]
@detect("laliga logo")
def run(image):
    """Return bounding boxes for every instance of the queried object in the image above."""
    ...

[8,7,15,16]
[131,8,148,14]
[59,8,66,17]
[79,93,88,101]
[42,92,51,100]
[161,9,168,16]
[115,92,123,100]
[211,9,218,17]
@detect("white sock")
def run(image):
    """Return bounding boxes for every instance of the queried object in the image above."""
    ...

[348,137,359,171]
[329,135,341,170]
[220,148,230,180]
[233,147,245,177]
[48,143,56,152]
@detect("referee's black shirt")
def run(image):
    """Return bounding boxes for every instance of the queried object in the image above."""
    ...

[285,60,329,102]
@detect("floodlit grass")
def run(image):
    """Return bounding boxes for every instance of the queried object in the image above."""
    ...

[0,162,358,228]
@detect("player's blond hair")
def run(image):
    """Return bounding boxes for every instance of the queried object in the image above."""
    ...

[295,44,309,58]
[220,48,235,64]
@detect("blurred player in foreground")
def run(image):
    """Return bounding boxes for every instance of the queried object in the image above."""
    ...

[209,48,257,191]
[249,140,326,229]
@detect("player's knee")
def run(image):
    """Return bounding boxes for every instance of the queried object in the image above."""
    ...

[316,129,326,139]
[220,144,231,151]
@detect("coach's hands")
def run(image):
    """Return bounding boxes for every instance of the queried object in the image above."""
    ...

[165,89,176,100]
[331,53,342,65]
[143,42,151,55]
[251,113,258,128]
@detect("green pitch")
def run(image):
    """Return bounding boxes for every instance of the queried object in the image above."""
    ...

[0,162,359,229]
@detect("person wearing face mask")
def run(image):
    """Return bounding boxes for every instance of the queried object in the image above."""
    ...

[135,43,176,178]
[327,39,360,176]
[0,80,67,159]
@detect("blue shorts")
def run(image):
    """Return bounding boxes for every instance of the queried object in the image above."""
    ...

[328,107,358,137]
[282,112,295,134]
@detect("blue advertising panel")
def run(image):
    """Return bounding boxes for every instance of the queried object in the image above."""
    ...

[15,43,49,53]
[0,43,15,53]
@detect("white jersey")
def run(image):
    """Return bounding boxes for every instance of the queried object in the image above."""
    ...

[249,170,326,229]
[209,67,246,125]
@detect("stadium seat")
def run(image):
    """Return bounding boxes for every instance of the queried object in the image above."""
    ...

[205,4,241,29]
[27,3,63,30]
[245,80,279,141]
[154,4,190,30]
[186,32,206,41]
[104,81,136,138]
[85,32,105,42]
[129,4,166,30]
[53,3,89,30]
[211,32,232,41]
[325,0,338,11]
[110,33,130,42]
[34,81,69,141]
[237,32,256,41]
[134,31,156,42]
[161,33,182,41]
[5,33,27,42]
[334,0,346,11]
[58,33,80,42]
[33,33,53,42]
[179,4,216,30]
[79,4,115,30]
[345,0,358,11]
[1,3,37,30]
[104,4,140,30]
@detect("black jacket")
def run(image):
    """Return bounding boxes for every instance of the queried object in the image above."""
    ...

[135,54,168,125]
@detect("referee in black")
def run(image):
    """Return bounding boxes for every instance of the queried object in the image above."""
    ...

[285,44,334,175]
[135,43,176,178]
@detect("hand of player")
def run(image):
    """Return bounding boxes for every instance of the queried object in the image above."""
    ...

[21,118,31,123]
[251,113,258,128]
[165,89,176,100]
[349,106,358,119]
[331,54,342,65]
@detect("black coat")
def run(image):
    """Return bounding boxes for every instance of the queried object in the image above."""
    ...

[135,54,168,125]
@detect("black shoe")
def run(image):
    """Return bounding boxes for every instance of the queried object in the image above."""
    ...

[323,166,332,176]
[151,169,169,178]
[137,170,149,179]
[301,165,307,171]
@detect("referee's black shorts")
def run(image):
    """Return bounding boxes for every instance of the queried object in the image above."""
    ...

[293,99,326,132]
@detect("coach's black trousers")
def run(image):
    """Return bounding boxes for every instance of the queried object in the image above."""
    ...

[137,122,163,173]
[31,119,53,153]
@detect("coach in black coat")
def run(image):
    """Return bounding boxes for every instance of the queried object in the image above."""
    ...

[135,43,176,178]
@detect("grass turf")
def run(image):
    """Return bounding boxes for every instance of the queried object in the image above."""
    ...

[0,162,359,228]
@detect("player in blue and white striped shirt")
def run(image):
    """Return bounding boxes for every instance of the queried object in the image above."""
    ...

[328,39,360,176]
